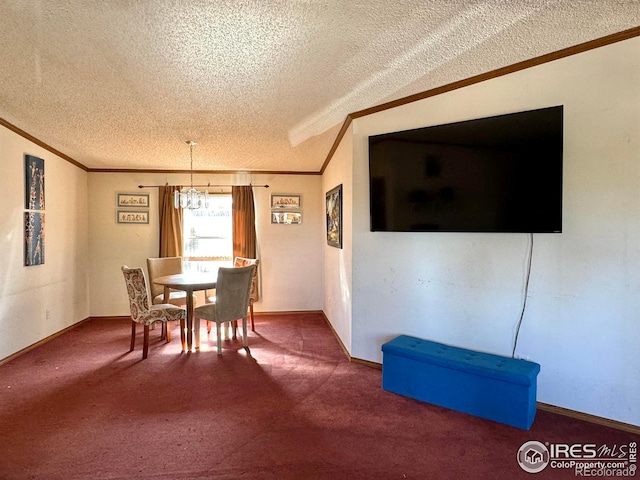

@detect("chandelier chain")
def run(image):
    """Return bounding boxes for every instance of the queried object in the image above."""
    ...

[190,142,194,188]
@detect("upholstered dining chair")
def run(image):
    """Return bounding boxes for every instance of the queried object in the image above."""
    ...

[147,256,196,340]
[233,257,259,331]
[147,256,192,305]
[194,265,254,355]
[121,266,186,359]
[204,257,259,338]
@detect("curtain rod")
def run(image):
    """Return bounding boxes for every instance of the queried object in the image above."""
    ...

[137,183,269,189]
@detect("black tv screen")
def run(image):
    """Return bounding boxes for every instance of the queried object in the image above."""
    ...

[368,106,563,233]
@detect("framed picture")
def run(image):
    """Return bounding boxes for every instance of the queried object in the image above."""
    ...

[117,193,149,208]
[25,155,45,210]
[326,184,342,248]
[271,194,301,209]
[117,210,149,224]
[24,212,45,266]
[271,211,302,224]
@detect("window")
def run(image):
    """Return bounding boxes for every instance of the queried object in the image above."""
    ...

[182,194,233,273]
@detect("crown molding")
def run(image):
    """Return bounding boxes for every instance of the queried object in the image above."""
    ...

[320,26,640,174]
[3,27,638,176]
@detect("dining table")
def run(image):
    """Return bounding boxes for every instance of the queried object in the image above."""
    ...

[153,272,217,352]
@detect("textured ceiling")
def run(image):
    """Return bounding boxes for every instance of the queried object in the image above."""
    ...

[0,1,638,173]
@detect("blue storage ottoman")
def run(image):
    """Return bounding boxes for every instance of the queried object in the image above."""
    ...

[381,335,541,430]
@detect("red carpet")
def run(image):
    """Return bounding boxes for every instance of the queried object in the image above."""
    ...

[0,313,637,479]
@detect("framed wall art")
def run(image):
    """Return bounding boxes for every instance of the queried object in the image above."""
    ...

[271,194,301,209]
[271,211,302,224]
[326,184,342,248]
[24,155,45,266]
[117,193,149,208]
[25,155,45,210]
[24,212,45,266]
[117,210,149,224]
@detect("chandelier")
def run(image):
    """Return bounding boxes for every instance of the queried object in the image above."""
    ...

[174,140,209,209]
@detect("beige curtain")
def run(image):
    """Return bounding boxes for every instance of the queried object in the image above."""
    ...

[158,185,183,257]
[232,186,257,259]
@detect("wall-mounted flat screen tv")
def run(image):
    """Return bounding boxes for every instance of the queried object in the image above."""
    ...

[368,105,563,233]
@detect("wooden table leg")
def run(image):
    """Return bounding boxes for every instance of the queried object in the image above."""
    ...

[195,317,201,350]
[186,292,194,352]
[192,289,201,350]
[180,318,186,352]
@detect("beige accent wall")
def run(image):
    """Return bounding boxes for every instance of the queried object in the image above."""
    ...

[0,126,89,360]
[88,171,323,317]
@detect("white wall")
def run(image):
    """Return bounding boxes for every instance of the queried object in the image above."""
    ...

[0,126,89,359]
[322,125,353,351]
[88,171,323,317]
[331,37,640,426]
